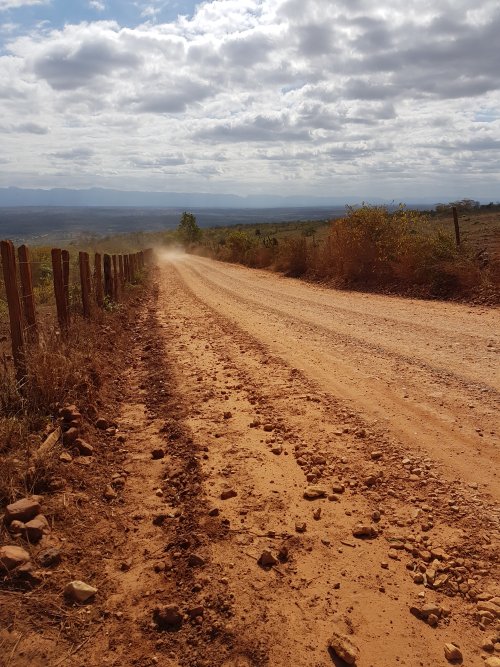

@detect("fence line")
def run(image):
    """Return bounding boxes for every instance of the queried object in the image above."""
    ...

[1,242,154,379]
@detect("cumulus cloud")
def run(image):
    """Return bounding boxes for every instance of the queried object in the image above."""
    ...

[0,0,499,198]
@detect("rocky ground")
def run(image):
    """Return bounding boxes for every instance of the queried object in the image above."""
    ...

[0,258,499,667]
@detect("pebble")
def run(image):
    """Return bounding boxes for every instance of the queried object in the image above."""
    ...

[151,448,165,460]
[484,658,500,667]
[444,643,462,663]
[258,551,278,567]
[328,627,359,665]
[220,488,237,500]
[64,580,97,603]
[313,508,321,520]
[38,548,61,567]
[4,498,41,525]
[24,515,50,542]
[103,485,118,500]
[95,417,109,430]
[295,522,306,533]
[153,604,183,630]
[0,545,31,572]
[303,486,327,500]
[187,553,206,567]
[352,524,378,539]
[75,439,94,456]
[371,451,383,460]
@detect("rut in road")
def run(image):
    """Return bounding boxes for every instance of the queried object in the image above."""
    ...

[69,259,498,667]
[169,254,499,499]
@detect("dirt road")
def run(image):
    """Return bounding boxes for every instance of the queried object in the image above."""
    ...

[4,255,498,667]
[170,253,499,497]
[133,254,497,666]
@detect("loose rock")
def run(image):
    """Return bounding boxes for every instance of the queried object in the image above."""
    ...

[220,488,237,500]
[258,551,278,567]
[328,627,359,665]
[64,580,97,603]
[444,643,463,663]
[154,604,183,630]
[352,524,378,539]
[4,498,41,525]
[0,545,31,572]
[151,448,165,460]
[303,486,327,500]
[38,548,61,567]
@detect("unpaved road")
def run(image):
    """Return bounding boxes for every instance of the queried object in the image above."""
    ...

[4,255,498,667]
[170,253,499,498]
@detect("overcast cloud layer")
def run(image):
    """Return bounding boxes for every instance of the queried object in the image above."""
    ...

[0,0,499,200]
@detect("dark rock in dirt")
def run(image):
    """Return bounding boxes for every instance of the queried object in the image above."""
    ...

[24,515,50,542]
[151,448,165,460]
[208,507,220,517]
[75,439,94,456]
[258,550,278,568]
[154,604,183,630]
[188,553,206,567]
[62,427,79,446]
[38,547,62,567]
[295,522,307,533]
[220,488,237,500]
[95,418,109,430]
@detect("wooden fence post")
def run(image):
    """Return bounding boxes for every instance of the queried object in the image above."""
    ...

[452,207,461,247]
[94,253,104,307]
[79,251,92,319]
[62,250,70,313]
[18,244,38,342]
[112,254,119,302]
[124,255,130,283]
[118,255,124,286]
[51,248,69,332]
[1,240,26,380]
[103,254,113,300]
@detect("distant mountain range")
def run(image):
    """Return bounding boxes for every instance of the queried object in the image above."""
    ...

[0,187,392,208]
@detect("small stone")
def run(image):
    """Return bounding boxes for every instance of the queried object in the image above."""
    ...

[352,524,378,539]
[381,562,389,569]
[0,545,31,572]
[24,515,50,542]
[427,613,439,627]
[303,486,327,500]
[313,508,322,520]
[38,548,61,567]
[223,412,232,419]
[4,498,41,525]
[263,424,273,432]
[95,417,108,430]
[444,643,462,663]
[187,553,205,567]
[151,448,165,460]
[371,451,383,460]
[481,640,494,653]
[64,580,97,603]
[484,658,500,667]
[8,520,25,534]
[371,510,381,522]
[154,604,183,630]
[331,483,345,494]
[364,475,377,487]
[208,507,220,516]
[271,446,283,455]
[155,489,163,497]
[328,627,359,665]
[295,522,306,533]
[220,488,237,500]
[75,439,94,456]
[258,551,278,567]
[62,427,79,446]
[103,485,117,500]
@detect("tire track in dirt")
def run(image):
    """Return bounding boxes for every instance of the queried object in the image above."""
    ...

[169,255,499,500]
[146,261,499,667]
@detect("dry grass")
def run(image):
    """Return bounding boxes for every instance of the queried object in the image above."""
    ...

[208,204,498,301]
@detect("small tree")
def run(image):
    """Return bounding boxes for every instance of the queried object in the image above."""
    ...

[177,212,202,247]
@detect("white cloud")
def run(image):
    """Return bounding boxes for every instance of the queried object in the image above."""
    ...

[0,0,48,10]
[89,0,105,11]
[0,0,499,199]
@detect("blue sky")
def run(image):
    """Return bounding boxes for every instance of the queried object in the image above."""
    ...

[0,0,499,200]
[0,1,199,44]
